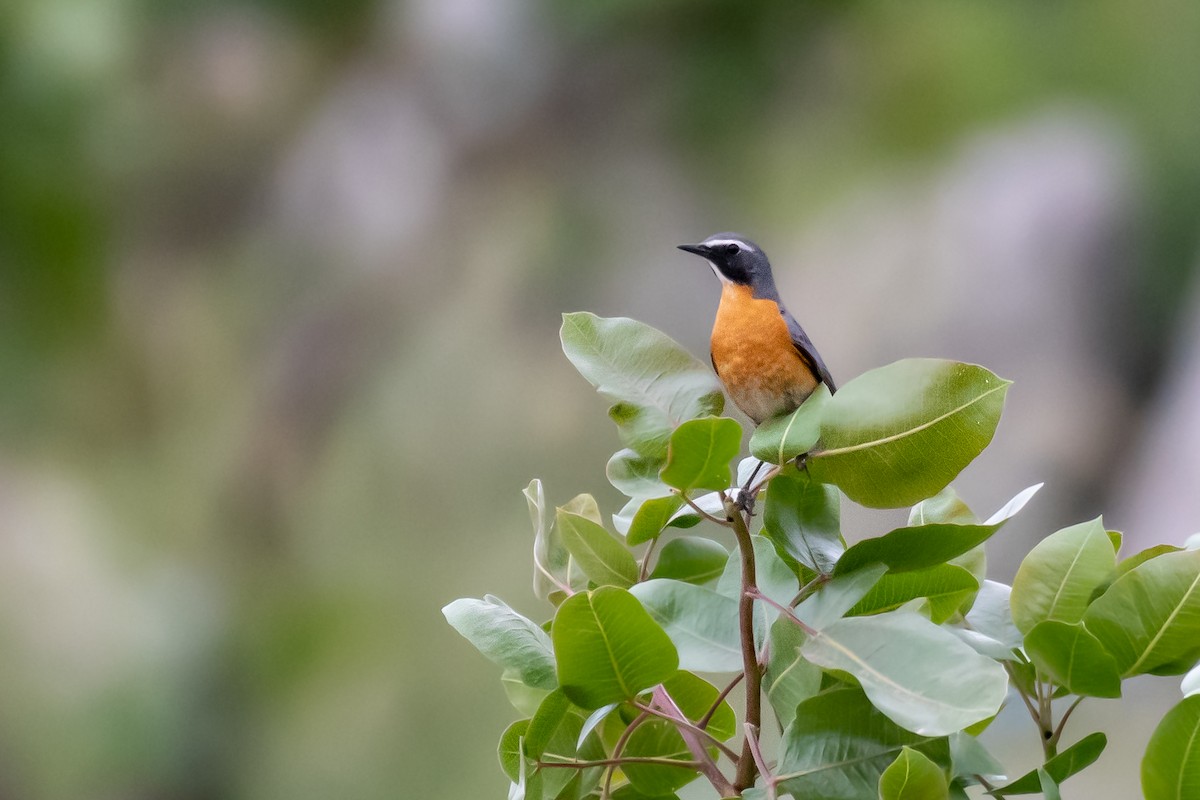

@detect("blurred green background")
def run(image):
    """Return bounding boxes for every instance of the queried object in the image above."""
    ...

[3,0,1200,797]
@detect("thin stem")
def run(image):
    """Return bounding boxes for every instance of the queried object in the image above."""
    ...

[601,710,650,800]
[633,702,741,764]
[697,672,744,731]
[638,536,659,582]
[651,685,736,797]
[678,491,733,527]
[1002,662,1043,737]
[744,723,777,800]
[538,756,703,770]
[1049,696,1085,751]
[748,588,818,637]
[726,494,764,792]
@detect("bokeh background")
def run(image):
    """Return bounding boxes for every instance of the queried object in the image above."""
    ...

[4,0,1200,797]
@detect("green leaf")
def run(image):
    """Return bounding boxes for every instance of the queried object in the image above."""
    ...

[552,587,678,709]
[764,468,843,575]
[750,383,831,464]
[909,486,978,526]
[849,565,978,624]
[556,508,639,589]
[1010,517,1115,634]
[443,596,557,689]
[623,720,699,796]
[659,416,743,493]
[523,690,592,799]
[836,484,1038,578]
[1083,548,1200,677]
[649,537,729,585]
[499,719,530,782]
[629,579,742,672]
[611,786,680,800]
[627,495,685,545]
[796,564,888,630]
[660,670,737,741]
[1142,695,1200,800]
[801,611,1008,736]
[527,480,577,602]
[1023,620,1121,698]
[804,359,1010,508]
[993,732,1107,795]
[878,746,949,800]
[765,616,822,730]
[948,732,1005,783]
[777,687,950,800]
[716,534,801,644]
[964,580,1023,653]
[1038,769,1061,800]
[607,448,671,499]
[502,668,553,716]
[561,313,723,459]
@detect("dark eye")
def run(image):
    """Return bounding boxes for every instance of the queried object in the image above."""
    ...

[724,243,740,256]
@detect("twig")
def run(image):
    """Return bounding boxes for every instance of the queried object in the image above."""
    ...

[790,573,830,607]
[744,723,778,800]
[1049,696,1085,749]
[538,756,702,769]
[678,491,733,527]
[601,710,649,800]
[633,702,741,764]
[638,536,659,582]
[697,672,744,731]
[747,588,818,637]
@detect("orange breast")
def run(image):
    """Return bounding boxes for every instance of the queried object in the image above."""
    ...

[711,284,817,424]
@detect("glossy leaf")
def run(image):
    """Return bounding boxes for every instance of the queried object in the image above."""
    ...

[556,508,639,589]
[777,687,950,800]
[993,732,1106,795]
[764,467,843,575]
[765,616,822,729]
[561,313,723,459]
[801,611,1008,736]
[878,746,949,800]
[750,383,830,464]
[660,416,743,493]
[1011,518,1114,634]
[805,359,1010,508]
[607,448,671,499]
[627,495,685,545]
[552,587,678,709]
[623,720,699,796]
[836,485,1038,576]
[443,596,557,690]
[649,537,728,585]
[849,564,978,624]
[629,579,741,672]
[1083,548,1200,677]
[1023,620,1121,698]
[1142,695,1200,800]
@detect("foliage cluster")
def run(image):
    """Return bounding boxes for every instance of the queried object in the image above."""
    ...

[446,313,1200,799]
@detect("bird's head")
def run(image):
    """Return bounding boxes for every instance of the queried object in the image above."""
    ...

[677,233,776,296]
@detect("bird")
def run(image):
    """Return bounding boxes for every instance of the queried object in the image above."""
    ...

[678,233,836,426]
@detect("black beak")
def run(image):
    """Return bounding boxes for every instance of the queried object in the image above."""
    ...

[677,243,710,257]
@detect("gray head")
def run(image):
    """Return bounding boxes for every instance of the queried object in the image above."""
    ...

[677,233,777,297]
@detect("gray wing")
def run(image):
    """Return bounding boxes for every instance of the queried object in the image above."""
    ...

[781,307,836,393]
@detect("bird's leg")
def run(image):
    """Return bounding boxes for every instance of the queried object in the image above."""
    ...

[735,460,767,515]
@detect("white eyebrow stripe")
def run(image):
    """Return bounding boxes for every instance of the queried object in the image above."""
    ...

[702,238,753,250]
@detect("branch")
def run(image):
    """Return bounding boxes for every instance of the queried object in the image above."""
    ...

[725,494,765,792]
[747,588,817,637]
[538,756,702,769]
[744,723,778,800]
[698,672,744,731]
[678,491,733,527]
[601,710,649,800]
[651,685,736,797]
